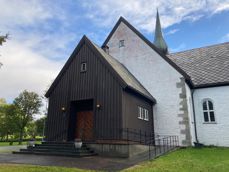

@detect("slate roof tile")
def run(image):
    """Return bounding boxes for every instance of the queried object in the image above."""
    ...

[168,42,229,87]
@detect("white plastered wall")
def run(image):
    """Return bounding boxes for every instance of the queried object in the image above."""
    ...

[193,86,229,147]
[106,21,192,146]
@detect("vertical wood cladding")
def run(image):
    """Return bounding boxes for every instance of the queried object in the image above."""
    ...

[45,42,122,141]
[122,90,154,135]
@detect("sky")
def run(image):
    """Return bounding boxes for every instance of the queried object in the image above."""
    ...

[0,0,229,106]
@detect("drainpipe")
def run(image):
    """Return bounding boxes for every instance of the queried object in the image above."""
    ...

[191,89,199,143]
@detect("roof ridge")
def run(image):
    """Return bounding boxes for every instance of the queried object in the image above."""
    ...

[170,42,229,55]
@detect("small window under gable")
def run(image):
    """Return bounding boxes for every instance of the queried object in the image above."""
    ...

[80,62,87,72]
[119,40,125,48]
[202,99,215,123]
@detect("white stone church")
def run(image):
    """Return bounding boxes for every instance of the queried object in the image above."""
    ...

[101,12,229,147]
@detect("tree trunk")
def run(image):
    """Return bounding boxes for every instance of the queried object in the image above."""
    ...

[19,128,23,145]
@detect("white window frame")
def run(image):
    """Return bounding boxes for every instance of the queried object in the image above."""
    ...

[80,62,87,72]
[138,107,143,119]
[119,40,125,48]
[144,109,149,121]
[138,106,149,121]
[202,99,216,123]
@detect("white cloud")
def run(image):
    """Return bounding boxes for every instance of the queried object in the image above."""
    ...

[0,0,51,30]
[0,40,63,102]
[0,0,77,103]
[219,33,229,42]
[165,29,179,35]
[81,0,229,32]
[212,1,229,14]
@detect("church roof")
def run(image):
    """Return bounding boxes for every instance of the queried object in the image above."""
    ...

[46,35,156,103]
[168,42,229,88]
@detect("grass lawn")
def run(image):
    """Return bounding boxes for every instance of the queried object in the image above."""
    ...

[0,141,41,146]
[0,147,228,171]
[0,164,93,172]
[124,147,229,172]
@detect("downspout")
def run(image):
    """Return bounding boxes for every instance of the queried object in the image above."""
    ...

[191,89,199,143]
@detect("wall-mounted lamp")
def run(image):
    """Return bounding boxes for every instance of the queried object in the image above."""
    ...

[96,104,101,109]
[61,106,66,112]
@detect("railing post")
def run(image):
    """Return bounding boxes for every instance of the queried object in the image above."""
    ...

[127,128,129,142]
[163,138,165,154]
[149,143,151,159]
[177,136,179,146]
[166,137,168,153]
[155,137,157,157]
[169,136,172,150]
[145,131,147,144]
[159,137,161,154]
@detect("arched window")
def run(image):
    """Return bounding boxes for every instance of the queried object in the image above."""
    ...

[202,99,215,123]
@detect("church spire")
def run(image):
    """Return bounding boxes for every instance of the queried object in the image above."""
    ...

[154,9,168,54]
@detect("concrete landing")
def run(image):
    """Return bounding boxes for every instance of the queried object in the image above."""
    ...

[0,152,150,171]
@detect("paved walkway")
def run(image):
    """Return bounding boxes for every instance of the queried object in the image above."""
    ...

[0,145,26,153]
[0,152,150,171]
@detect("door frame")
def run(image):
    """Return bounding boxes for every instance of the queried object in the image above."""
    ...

[67,99,94,141]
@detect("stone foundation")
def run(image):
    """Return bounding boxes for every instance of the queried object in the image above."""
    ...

[86,143,149,158]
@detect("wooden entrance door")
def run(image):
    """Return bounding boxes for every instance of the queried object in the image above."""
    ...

[75,111,93,141]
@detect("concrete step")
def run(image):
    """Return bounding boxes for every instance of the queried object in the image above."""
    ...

[13,151,97,157]
[20,148,94,154]
[33,145,90,151]
[41,141,75,145]
[13,142,97,157]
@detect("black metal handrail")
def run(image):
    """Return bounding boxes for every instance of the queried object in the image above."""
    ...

[44,127,179,160]
[148,135,179,159]
[92,127,154,145]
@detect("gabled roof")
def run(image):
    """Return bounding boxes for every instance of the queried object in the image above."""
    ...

[168,42,229,88]
[46,36,156,103]
[102,16,193,88]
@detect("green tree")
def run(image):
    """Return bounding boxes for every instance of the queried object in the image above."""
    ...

[35,117,46,137]
[0,33,9,68]
[0,34,9,46]
[13,90,42,143]
[0,98,6,105]
[0,104,19,141]
[27,121,37,139]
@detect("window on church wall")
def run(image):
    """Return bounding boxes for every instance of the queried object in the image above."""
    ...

[80,62,87,72]
[119,40,125,48]
[144,109,149,121]
[202,99,215,123]
[138,106,149,121]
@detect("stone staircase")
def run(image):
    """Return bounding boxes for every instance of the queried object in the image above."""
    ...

[13,142,97,157]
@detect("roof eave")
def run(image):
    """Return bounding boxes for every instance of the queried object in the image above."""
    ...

[126,86,157,104]
[194,81,229,89]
